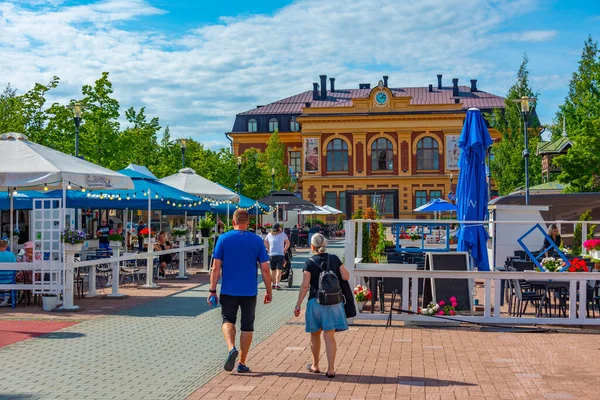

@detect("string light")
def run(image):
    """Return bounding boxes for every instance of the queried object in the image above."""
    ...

[12,188,18,196]
[44,184,49,192]
[87,192,91,198]
[143,191,147,196]
[81,187,86,193]
[67,182,72,190]
[155,194,159,199]
[167,200,170,205]
[160,197,164,201]
[133,193,136,198]
[126,194,130,200]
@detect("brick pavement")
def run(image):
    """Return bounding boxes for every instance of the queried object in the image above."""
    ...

[0,245,314,400]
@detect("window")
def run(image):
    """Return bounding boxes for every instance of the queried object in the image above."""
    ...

[248,118,257,132]
[339,192,346,214]
[416,137,439,170]
[371,194,394,214]
[326,139,348,172]
[325,192,337,209]
[269,118,278,132]
[371,138,393,171]
[415,190,428,208]
[430,190,442,200]
[290,118,300,132]
[290,151,301,174]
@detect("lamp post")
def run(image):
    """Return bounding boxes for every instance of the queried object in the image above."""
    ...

[179,139,187,169]
[512,96,537,205]
[448,173,454,202]
[271,167,275,192]
[235,156,243,193]
[294,172,301,195]
[66,103,88,158]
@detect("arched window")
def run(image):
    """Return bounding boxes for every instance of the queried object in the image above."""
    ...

[248,118,257,132]
[417,137,439,170]
[290,118,300,132]
[326,139,348,172]
[269,118,278,132]
[371,138,393,171]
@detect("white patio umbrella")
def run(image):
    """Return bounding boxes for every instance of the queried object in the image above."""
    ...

[321,205,344,214]
[0,132,134,310]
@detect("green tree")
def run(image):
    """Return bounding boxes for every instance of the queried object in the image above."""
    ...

[120,107,161,170]
[239,148,270,200]
[261,130,292,191]
[487,54,542,195]
[0,83,26,134]
[553,36,600,192]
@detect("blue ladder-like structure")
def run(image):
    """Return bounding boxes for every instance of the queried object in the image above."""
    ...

[517,223,570,272]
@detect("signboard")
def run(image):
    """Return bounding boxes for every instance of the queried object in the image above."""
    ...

[304,137,319,173]
[423,252,472,312]
[445,135,461,170]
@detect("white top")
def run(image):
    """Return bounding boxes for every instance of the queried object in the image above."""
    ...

[265,232,288,256]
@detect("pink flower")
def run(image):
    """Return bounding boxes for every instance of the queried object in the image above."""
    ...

[437,310,445,315]
[451,302,458,308]
[449,310,456,316]
[439,300,445,306]
[449,296,457,302]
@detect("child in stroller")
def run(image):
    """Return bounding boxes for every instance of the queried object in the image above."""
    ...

[280,246,294,288]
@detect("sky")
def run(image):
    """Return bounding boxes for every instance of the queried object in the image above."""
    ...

[0,0,599,150]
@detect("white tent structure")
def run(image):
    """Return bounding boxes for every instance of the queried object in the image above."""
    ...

[159,168,239,203]
[0,132,134,311]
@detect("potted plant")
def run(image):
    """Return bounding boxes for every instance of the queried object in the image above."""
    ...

[41,293,59,311]
[139,227,154,245]
[12,228,20,243]
[61,228,86,252]
[583,239,600,259]
[172,226,188,240]
[592,259,600,271]
[353,285,372,312]
[536,257,566,272]
[199,214,214,238]
[567,258,589,272]
[108,232,123,248]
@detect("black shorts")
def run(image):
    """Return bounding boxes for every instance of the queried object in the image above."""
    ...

[220,294,257,332]
[270,255,285,271]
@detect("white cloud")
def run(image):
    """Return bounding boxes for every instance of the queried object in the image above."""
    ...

[0,0,562,149]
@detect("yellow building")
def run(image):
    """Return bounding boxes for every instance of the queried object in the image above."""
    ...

[227,74,504,218]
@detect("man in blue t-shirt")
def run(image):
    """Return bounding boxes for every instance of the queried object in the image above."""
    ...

[209,209,272,373]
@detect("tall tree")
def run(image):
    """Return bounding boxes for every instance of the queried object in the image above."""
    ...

[261,130,292,191]
[120,107,161,170]
[0,83,26,134]
[240,148,271,200]
[553,36,600,192]
[487,54,542,195]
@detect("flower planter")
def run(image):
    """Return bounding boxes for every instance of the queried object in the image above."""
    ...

[595,262,600,271]
[200,228,210,238]
[143,238,155,245]
[64,243,84,252]
[357,302,365,312]
[42,295,58,311]
[589,250,600,259]
[109,241,122,248]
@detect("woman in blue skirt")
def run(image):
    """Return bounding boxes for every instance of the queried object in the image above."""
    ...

[294,233,349,378]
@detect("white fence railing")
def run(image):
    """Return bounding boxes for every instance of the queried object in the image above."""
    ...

[344,219,600,326]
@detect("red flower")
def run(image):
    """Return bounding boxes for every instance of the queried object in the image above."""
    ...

[439,300,445,306]
[569,266,576,272]
[449,310,456,316]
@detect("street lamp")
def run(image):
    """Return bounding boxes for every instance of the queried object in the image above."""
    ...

[448,173,454,202]
[179,139,187,169]
[294,172,301,197]
[66,103,88,158]
[271,168,275,192]
[512,96,537,205]
[235,156,243,193]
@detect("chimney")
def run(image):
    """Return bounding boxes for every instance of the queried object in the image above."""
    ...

[319,75,327,100]
[313,82,319,100]
[470,79,478,92]
[452,78,459,97]
[305,102,311,108]
[454,98,460,104]
[437,74,442,89]
[383,75,389,88]
[359,83,371,89]
[428,84,433,93]
[329,77,335,92]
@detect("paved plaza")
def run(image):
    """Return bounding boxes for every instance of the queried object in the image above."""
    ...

[0,241,599,400]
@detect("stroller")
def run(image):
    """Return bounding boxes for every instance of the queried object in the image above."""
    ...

[280,246,294,288]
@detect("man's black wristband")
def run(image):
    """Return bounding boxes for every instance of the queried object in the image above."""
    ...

[209,289,217,294]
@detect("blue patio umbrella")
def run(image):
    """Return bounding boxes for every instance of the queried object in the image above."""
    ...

[211,187,270,216]
[0,190,52,210]
[456,108,493,271]
[413,198,457,213]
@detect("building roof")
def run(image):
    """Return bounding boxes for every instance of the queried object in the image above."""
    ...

[536,137,572,155]
[238,86,506,116]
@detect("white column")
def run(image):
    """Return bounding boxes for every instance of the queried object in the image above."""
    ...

[106,253,127,298]
[141,188,160,289]
[203,237,209,271]
[176,245,188,279]
[58,249,80,310]
[87,264,98,297]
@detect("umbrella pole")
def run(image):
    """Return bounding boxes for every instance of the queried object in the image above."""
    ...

[9,189,13,254]
[142,188,158,288]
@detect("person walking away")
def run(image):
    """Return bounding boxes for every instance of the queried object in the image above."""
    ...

[0,240,17,306]
[97,218,110,250]
[543,224,562,257]
[264,223,290,290]
[209,209,272,373]
[294,233,349,378]
[153,231,172,279]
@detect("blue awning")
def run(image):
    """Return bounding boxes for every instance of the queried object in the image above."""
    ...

[211,185,271,215]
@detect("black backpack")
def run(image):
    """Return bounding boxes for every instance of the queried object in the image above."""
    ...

[313,255,343,305]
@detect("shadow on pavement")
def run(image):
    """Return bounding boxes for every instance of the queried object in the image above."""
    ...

[245,372,476,386]
[36,331,85,339]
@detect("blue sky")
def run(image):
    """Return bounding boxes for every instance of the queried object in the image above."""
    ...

[1,0,599,149]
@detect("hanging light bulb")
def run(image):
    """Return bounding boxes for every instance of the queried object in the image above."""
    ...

[126,194,130,200]
[160,197,164,201]
[87,192,91,198]
[109,195,114,200]
[44,184,49,192]
[133,193,136,198]
[81,187,86,193]
[155,194,159,199]
[188,203,192,208]
[166,200,170,205]
[67,182,72,190]
[12,188,18,196]
[143,191,147,196]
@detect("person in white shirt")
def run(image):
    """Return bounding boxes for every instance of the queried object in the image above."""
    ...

[264,223,290,290]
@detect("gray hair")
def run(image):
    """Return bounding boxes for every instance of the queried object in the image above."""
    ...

[311,233,327,254]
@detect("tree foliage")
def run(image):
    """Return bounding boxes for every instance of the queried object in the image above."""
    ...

[0,71,290,202]
[553,36,600,192]
[486,54,542,195]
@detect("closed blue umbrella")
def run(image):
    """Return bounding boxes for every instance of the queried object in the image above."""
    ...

[456,108,493,271]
